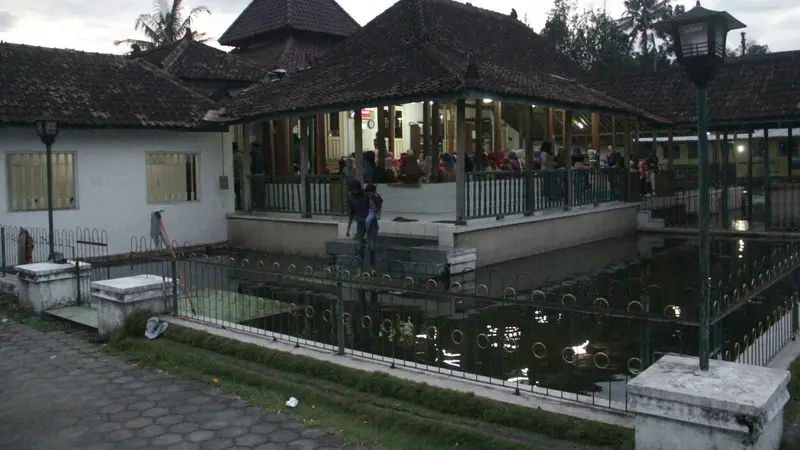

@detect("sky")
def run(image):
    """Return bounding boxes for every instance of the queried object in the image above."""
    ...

[0,0,796,55]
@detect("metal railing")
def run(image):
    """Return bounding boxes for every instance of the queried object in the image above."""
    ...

[252,174,348,216]
[465,168,623,219]
[146,239,800,412]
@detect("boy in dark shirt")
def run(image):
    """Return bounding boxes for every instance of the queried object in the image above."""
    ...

[346,180,381,271]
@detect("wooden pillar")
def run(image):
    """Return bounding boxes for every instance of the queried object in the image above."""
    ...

[591,113,600,149]
[275,119,291,175]
[524,105,535,216]
[455,99,467,225]
[562,110,572,167]
[376,107,387,169]
[475,100,484,170]
[314,114,327,174]
[623,120,631,165]
[422,102,431,161]
[547,108,555,143]
[611,117,617,153]
[268,121,276,176]
[446,102,455,154]
[388,106,396,158]
[542,108,551,143]
[241,123,252,210]
[667,129,674,171]
[493,101,502,155]
[788,127,793,177]
[299,117,310,217]
[764,127,771,229]
[431,102,440,168]
[353,110,363,183]
[633,120,641,163]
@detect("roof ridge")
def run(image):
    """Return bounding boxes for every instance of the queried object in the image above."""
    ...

[160,39,191,74]
[131,58,216,103]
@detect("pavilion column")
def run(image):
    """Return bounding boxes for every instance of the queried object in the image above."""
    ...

[447,103,456,154]
[633,120,641,163]
[353,110,364,183]
[241,124,252,211]
[422,102,431,162]
[747,130,754,220]
[667,129,674,171]
[455,99,467,225]
[475,100,484,170]
[376,107,387,170]
[314,115,327,174]
[562,110,572,168]
[493,101,502,155]
[431,102,441,173]
[764,128,771,229]
[547,108,555,143]
[268,121,277,176]
[591,113,600,149]
[276,119,291,175]
[388,106,396,158]
[721,132,730,229]
[788,127,794,177]
[525,106,535,216]
[611,117,617,152]
[299,117,311,218]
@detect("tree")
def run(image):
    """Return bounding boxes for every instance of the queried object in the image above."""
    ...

[726,32,771,59]
[617,0,678,70]
[115,0,211,51]
[540,1,636,75]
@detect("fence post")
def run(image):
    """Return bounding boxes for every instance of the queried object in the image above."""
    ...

[793,268,800,337]
[300,117,312,219]
[171,259,179,314]
[336,281,345,355]
[1,226,5,276]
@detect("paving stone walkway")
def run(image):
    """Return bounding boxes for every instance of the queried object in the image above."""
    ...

[0,322,352,450]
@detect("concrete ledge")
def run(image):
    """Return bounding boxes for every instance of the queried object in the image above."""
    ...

[163,315,634,428]
[16,261,91,312]
[228,214,341,258]
[628,354,789,450]
[92,275,173,336]
[445,203,640,267]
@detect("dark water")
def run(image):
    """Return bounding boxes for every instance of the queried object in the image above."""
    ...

[108,235,798,407]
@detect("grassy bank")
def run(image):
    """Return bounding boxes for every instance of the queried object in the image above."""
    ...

[109,312,634,450]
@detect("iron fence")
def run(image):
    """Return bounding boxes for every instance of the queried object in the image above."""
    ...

[252,174,348,216]
[465,168,622,219]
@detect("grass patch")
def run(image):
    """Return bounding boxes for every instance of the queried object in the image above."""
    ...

[0,293,74,332]
[109,311,633,449]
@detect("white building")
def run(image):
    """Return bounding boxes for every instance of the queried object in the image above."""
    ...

[0,41,266,257]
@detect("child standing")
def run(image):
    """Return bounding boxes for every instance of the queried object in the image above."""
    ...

[364,184,383,248]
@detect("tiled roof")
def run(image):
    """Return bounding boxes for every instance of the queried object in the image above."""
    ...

[136,39,267,82]
[0,42,218,129]
[217,0,666,123]
[218,0,360,47]
[589,51,800,126]
[232,35,336,71]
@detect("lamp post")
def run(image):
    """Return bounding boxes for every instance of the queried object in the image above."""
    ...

[35,117,59,261]
[656,2,745,371]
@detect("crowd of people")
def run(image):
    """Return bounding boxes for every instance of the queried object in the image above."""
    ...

[336,141,629,184]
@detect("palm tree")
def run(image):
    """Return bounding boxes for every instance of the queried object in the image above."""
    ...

[115,0,211,51]
[617,0,672,60]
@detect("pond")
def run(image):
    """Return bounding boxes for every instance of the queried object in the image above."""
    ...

[106,234,799,410]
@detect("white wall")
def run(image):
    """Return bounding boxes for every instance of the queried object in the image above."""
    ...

[0,127,235,256]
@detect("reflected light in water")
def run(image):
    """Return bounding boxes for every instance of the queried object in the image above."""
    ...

[486,325,521,351]
[534,310,548,324]
[738,239,745,259]
[572,340,590,355]
[507,367,529,384]
[673,306,682,317]
[732,220,749,232]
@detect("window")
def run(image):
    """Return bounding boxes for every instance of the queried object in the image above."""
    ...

[6,152,76,211]
[779,139,798,157]
[328,112,340,137]
[146,153,198,203]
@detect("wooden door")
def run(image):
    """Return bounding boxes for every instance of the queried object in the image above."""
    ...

[325,112,345,160]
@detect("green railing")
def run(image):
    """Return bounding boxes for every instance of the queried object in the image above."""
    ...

[252,174,348,216]
[466,168,623,219]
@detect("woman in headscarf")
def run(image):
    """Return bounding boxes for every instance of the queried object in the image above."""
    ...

[342,157,357,182]
[508,151,522,172]
[441,152,455,181]
[385,155,398,182]
[420,156,432,183]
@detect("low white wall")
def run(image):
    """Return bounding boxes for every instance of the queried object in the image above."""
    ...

[0,127,235,255]
[227,215,342,258]
[444,203,640,267]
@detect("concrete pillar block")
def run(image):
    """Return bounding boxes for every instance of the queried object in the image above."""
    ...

[16,261,91,313]
[628,354,790,450]
[91,275,174,336]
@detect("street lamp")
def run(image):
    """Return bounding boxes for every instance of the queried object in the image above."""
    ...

[35,117,59,261]
[656,2,745,371]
